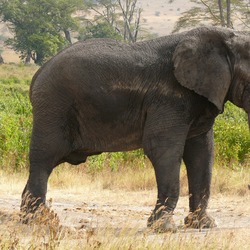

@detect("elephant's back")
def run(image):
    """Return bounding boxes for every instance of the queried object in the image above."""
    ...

[29,35,180,105]
[50,38,145,66]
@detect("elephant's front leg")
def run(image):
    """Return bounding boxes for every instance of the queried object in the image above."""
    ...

[183,128,216,229]
[144,127,188,232]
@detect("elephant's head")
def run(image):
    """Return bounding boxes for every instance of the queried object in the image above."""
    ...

[173,27,250,128]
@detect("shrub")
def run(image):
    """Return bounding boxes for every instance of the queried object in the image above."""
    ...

[0,113,32,171]
[214,102,250,165]
[87,150,146,173]
[0,71,32,171]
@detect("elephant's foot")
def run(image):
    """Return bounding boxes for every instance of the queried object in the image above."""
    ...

[21,204,58,225]
[20,193,44,222]
[21,190,45,211]
[21,204,59,225]
[20,193,59,227]
[184,212,217,229]
[147,209,177,233]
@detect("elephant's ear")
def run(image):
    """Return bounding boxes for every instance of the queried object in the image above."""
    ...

[173,29,233,112]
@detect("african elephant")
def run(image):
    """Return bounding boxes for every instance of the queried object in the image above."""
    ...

[21,26,250,232]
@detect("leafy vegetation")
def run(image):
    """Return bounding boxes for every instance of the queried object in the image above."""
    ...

[0,0,83,64]
[214,102,250,166]
[79,22,124,41]
[0,65,36,171]
[0,64,249,173]
[0,0,147,65]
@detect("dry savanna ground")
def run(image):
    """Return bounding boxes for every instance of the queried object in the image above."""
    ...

[0,164,249,249]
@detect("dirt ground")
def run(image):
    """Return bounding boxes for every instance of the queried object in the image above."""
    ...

[0,188,249,236]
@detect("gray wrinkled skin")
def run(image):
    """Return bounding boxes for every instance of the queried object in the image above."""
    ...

[21,26,250,232]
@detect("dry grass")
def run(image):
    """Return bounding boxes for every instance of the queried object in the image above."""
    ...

[48,162,250,197]
[0,64,38,79]
[0,161,249,198]
[49,161,156,192]
[0,170,27,195]
[0,163,249,249]
[0,207,249,249]
[0,161,246,196]
[212,165,250,196]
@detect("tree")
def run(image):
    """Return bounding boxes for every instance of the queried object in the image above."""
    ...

[172,0,250,33]
[81,0,145,42]
[79,21,123,40]
[0,0,83,65]
[117,0,142,42]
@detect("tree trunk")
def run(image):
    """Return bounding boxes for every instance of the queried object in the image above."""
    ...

[64,29,72,44]
[118,0,140,43]
[218,0,226,27]
[0,54,4,64]
[34,52,43,65]
[226,0,231,28]
[25,52,31,64]
[133,8,142,42]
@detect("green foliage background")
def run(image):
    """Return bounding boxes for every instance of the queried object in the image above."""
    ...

[0,65,249,172]
[0,0,83,64]
[0,66,32,171]
[214,102,250,166]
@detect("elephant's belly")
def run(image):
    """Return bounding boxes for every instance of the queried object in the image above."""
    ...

[103,133,143,152]
[80,124,143,153]
[76,100,145,152]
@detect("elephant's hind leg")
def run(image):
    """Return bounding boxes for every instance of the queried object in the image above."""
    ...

[21,123,72,216]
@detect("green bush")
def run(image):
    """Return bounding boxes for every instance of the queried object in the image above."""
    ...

[87,150,145,172]
[0,77,32,171]
[214,102,250,165]
[0,113,32,170]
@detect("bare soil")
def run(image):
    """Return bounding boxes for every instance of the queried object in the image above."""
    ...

[0,188,249,236]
